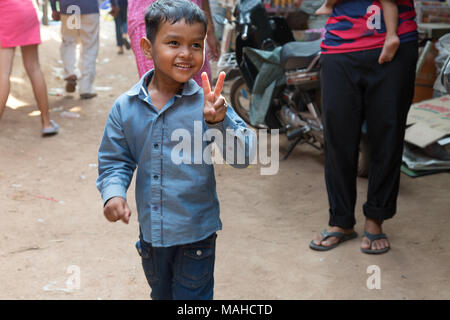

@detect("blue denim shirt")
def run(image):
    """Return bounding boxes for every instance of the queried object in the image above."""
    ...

[97,70,256,247]
[50,0,100,14]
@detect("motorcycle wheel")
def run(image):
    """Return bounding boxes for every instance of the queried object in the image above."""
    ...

[230,76,252,124]
[230,76,281,129]
[358,134,370,178]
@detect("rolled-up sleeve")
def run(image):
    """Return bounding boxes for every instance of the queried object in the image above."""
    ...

[96,103,137,205]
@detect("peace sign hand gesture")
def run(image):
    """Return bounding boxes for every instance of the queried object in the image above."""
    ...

[202,71,227,124]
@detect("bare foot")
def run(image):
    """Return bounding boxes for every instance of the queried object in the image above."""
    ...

[315,4,333,15]
[312,226,355,248]
[42,123,53,130]
[378,34,400,64]
[361,218,390,251]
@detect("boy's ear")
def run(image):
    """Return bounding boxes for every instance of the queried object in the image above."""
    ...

[140,37,153,60]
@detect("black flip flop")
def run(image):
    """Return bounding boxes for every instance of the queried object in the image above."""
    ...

[123,38,131,50]
[360,231,390,254]
[309,229,358,251]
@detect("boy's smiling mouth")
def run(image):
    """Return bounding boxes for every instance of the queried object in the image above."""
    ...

[174,63,192,70]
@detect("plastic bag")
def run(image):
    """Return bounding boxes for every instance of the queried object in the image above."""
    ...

[441,55,450,94]
[434,33,450,94]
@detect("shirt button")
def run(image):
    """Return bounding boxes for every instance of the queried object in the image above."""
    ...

[196,250,202,256]
[154,143,159,149]
[153,206,158,211]
[153,175,159,180]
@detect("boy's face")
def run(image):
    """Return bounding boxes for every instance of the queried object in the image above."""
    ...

[142,19,206,86]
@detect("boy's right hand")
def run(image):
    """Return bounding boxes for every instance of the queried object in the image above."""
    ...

[103,197,131,224]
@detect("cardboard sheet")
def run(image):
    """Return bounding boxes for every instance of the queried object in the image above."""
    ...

[405,95,450,147]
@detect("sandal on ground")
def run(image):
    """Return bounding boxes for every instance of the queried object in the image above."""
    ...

[123,37,131,50]
[80,93,98,99]
[309,229,358,251]
[360,231,390,254]
[42,120,59,137]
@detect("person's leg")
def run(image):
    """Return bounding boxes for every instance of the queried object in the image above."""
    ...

[136,237,174,300]
[378,0,400,64]
[311,52,364,248]
[59,14,79,81]
[120,7,130,50]
[122,7,128,35]
[172,233,216,300]
[362,41,418,252]
[78,13,99,96]
[114,14,124,53]
[0,47,15,120]
[20,45,54,129]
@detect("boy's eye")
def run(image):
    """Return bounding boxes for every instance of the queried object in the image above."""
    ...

[168,41,179,46]
[192,43,203,49]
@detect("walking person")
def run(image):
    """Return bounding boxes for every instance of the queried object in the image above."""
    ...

[110,0,131,55]
[309,0,418,254]
[127,0,220,85]
[0,0,59,136]
[50,0,100,99]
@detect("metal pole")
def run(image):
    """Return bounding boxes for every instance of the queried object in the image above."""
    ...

[416,40,432,75]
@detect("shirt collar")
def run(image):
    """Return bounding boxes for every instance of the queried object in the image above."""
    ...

[125,69,202,98]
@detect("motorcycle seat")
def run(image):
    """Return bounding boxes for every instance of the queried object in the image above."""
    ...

[280,40,322,70]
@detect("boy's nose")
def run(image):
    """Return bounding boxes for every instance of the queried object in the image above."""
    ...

[179,47,193,58]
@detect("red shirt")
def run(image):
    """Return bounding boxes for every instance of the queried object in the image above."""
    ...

[321,0,418,54]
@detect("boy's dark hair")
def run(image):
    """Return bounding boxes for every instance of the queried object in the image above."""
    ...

[145,0,208,43]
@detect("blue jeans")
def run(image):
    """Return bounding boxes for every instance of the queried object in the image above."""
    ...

[136,233,217,300]
[114,6,128,47]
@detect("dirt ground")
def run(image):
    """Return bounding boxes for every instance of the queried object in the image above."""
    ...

[1,16,449,300]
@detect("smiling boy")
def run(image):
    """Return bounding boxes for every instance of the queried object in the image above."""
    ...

[96,0,255,300]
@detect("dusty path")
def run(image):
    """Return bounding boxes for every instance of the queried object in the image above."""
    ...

[0,17,449,300]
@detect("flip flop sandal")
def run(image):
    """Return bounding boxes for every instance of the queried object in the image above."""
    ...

[360,231,390,254]
[309,229,358,251]
[123,38,131,50]
[42,120,59,137]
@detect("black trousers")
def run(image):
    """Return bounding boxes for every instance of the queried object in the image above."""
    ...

[320,41,418,229]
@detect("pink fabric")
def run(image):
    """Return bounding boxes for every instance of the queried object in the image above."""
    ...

[127,0,211,85]
[0,0,41,48]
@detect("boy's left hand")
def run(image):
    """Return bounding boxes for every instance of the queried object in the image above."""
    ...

[202,72,227,124]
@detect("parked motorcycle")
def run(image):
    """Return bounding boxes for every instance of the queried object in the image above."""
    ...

[217,0,369,175]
